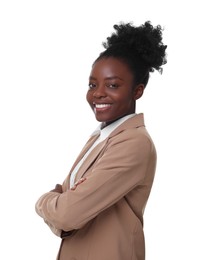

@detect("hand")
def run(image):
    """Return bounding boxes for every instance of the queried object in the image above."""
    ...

[50,184,63,193]
[71,177,86,191]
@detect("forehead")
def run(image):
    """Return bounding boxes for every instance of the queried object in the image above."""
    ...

[90,57,133,81]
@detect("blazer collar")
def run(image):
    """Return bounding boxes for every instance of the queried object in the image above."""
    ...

[108,113,145,138]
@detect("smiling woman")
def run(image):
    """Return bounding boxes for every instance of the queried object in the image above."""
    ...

[35,21,167,260]
[87,57,140,126]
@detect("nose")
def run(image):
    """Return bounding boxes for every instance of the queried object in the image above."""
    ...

[93,85,106,98]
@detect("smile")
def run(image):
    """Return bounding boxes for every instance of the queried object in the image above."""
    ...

[95,104,111,108]
[93,103,112,112]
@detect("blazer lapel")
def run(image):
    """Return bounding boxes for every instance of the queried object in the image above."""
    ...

[62,133,100,189]
[75,138,107,181]
[70,132,100,174]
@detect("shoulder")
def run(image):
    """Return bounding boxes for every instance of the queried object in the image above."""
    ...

[105,113,156,156]
[106,126,155,160]
[111,124,154,146]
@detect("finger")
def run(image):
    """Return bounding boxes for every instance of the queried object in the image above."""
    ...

[76,177,86,185]
[70,178,86,191]
[70,186,76,191]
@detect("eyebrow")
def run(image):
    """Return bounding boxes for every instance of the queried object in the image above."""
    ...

[89,76,124,81]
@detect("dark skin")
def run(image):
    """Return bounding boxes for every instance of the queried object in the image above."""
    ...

[52,57,144,192]
[87,57,144,128]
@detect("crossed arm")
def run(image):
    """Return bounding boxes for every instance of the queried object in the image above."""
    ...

[35,131,154,236]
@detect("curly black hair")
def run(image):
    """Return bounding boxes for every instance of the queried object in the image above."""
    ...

[95,21,167,88]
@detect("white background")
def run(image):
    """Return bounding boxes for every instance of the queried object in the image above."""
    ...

[0,0,211,259]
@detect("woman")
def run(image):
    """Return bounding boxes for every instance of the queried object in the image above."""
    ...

[35,21,167,260]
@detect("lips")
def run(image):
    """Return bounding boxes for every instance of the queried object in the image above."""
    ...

[93,103,112,111]
[95,104,111,108]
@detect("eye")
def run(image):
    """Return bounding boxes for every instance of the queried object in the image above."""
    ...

[107,84,118,89]
[88,83,97,89]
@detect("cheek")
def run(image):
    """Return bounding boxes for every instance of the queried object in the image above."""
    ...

[119,92,134,105]
[86,91,91,103]
[86,91,94,110]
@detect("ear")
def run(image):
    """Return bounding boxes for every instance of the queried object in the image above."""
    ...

[133,84,144,100]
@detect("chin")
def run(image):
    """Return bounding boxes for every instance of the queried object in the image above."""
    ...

[95,116,105,122]
[94,113,118,124]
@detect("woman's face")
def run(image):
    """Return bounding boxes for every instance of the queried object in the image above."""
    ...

[86,57,143,126]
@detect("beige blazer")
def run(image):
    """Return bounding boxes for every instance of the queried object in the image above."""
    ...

[35,113,157,260]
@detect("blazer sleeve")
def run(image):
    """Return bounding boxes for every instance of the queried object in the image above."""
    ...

[35,128,156,232]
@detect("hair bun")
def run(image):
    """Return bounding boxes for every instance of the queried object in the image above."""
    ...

[103,21,167,73]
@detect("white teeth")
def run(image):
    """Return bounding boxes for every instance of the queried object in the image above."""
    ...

[95,104,111,108]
